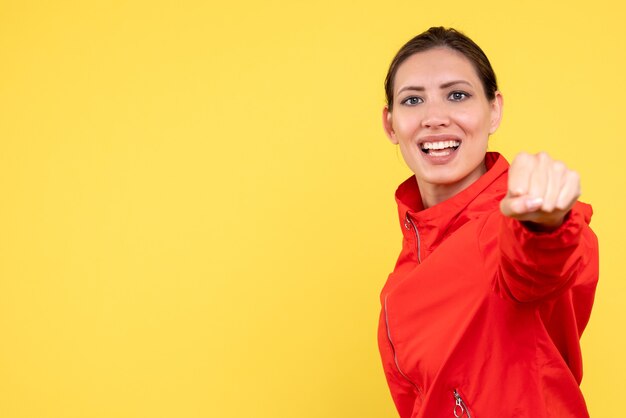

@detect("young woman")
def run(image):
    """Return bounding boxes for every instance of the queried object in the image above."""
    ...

[378,27,599,417]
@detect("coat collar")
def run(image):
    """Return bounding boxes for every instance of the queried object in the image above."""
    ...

[395,152,509,259]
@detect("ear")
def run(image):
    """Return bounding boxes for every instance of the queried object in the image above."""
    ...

[488,91,504,134]
[382,106,399,144]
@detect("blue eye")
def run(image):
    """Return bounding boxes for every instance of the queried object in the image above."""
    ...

[401,96,423,106]
[449,91,470,101]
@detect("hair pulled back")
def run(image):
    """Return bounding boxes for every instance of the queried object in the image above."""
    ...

[385,27,498,111]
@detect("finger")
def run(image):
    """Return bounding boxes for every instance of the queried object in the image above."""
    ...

[508,152,535,196]
[541,160,566,212]
[528,152,550,201]
[556,170,581,211]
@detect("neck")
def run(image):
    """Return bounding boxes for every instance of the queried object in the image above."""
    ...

[417,161,487,209]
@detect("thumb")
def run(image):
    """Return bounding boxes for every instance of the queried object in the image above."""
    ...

[500,194,543,218]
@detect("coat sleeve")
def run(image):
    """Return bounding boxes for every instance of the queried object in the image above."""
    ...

[496,201,599,304]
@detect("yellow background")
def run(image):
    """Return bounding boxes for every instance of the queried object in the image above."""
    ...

[1,1,623,416]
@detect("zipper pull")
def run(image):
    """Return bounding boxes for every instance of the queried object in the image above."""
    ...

[404,212,422,263]
[453,389,471,418]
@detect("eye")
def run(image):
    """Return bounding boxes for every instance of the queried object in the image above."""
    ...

[449,91,471,101]
[401,96,423,106]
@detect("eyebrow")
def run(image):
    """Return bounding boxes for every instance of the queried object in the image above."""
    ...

[397,80,473,95]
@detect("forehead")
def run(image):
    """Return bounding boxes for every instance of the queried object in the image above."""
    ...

[394,47,481,92]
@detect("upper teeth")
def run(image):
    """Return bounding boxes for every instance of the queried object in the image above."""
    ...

[421,140,460,150]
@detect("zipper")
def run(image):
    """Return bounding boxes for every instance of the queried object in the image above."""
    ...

[404,213,421,263]
[384,295,423,396]
[453,389,472,418]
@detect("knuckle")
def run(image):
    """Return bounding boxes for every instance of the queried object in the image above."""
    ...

[513,152,530,164]
[552,161,566,173]
[537,151,551,162]
[568,170,580,183]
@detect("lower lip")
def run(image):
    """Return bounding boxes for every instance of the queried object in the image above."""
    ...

[420,146,460,165]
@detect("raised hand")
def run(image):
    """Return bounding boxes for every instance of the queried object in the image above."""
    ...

[500,152,581,230]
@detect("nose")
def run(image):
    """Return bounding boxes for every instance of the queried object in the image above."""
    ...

[421,100,450,128]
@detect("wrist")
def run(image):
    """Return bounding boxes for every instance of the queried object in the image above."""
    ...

[521,212,570,233]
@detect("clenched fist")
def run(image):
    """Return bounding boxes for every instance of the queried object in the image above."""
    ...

[500,152,581,230]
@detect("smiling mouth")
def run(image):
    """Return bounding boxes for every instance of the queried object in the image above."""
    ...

[420,140,461,155]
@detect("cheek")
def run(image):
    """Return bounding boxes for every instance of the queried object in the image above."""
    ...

[393,112,420,138]
[454,106,493,135]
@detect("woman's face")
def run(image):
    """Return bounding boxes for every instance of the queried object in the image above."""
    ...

[383,47,503,198]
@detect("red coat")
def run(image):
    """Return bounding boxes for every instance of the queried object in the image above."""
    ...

[378,153,599,417]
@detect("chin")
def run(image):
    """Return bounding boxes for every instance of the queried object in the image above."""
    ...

[416,168,465,186]
[425,176,464,187]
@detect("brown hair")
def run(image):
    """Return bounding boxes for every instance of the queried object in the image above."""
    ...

[385,27,498,111]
